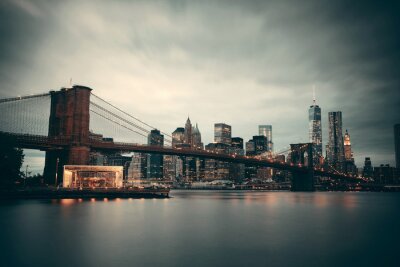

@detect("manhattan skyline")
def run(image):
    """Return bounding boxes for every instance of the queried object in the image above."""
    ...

[0,0,399,171]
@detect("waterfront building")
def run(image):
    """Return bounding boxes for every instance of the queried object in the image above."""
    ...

[204,142,230,181]
[63,165,123,188]
[363,157,373,178]
[168,127,185,181]
[308,93,322,166]
[259,125,273,152]
[373,164,399,184]
[229,137,245,183]
[89,151,105,166]
[105,154,132,179]
[127,153,147,180]
[163,155,175,181]
[327,111,345,171]
[214,123,232,145]
[395,124,400,168]
[147,129,164,179]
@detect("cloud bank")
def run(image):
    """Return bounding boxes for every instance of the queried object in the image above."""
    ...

[0,0,399,172]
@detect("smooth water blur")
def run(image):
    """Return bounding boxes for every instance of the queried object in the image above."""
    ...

[0,191,399,267]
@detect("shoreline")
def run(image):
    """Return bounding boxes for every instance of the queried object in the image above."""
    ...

[0,188,170,200]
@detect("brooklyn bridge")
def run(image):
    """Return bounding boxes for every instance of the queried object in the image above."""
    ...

[0,85,361,191]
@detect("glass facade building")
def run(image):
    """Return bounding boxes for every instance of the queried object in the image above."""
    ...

[147,129,164,179]
[253,135,268,155]
[259,125,273,152]
[327,111,345,171]
[309,101,322,166]
[214,123,232,145]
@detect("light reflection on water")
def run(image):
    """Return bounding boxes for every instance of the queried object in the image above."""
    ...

[0,190,399,267]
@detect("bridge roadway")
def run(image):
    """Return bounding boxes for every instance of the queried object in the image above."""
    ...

[1,131,361,182]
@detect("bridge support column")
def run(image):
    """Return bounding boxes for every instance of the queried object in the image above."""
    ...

[43,85,92,185]
[68,146,90,165]
[291,170,315,192]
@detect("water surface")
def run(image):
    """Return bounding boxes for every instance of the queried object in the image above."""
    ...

[0,191,399,267]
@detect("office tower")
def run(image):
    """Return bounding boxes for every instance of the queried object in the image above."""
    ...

[363,157,373,178]
[395,124,400,168]
[259,125,273,152]
[308,93,322,166]
[192,123,203,149]
[343,129,357,175]
[214,123,232,145]
[253,135,268,155]
[184,117,193,146]
[231,137,244,150]
[172,127,185,148]
[128,153,147,180]
[327,111,345,171]
[245,139,256,179]
[229,137,245,183]
[204,142,230,180]
[147,129,164,179]
[245,139,255,156]
[373,164,398,184]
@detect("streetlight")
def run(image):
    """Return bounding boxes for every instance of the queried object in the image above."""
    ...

[55,158,59,187]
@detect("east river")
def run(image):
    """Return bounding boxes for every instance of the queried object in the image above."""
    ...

[1,191,399,267]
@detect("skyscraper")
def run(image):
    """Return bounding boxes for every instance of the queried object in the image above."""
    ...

[327,111,344,171]
[169,127,186,181]
[192,123,203,149]
[395,124,400,169]
[259,125,273,152]
[253,135,268,155]
[172,127,185,148]
[214,123,231,145]
[363,157,373,178]
[184,117,193,146]
[173,118,204,181]
[147,129,164,179]
[308,92,322,166]
[231,137,244,150]
[344,129,352,160]
[343,129,357,175]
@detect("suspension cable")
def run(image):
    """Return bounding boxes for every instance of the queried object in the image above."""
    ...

[91,93,173,138]
[0,92,50,103]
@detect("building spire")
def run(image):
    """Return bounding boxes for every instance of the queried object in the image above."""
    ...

[313,85,316,105]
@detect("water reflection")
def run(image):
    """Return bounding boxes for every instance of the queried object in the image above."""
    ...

[0,191,399,267]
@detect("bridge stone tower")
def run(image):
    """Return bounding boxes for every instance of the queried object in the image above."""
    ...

[43,85,92,185]
[290,143,314,191]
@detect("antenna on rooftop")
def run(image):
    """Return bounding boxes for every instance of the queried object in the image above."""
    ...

[313,85,316,104]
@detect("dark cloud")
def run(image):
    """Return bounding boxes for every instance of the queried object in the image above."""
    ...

[0,0,399,172]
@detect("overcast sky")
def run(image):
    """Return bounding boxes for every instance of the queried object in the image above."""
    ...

[1,0,399,173]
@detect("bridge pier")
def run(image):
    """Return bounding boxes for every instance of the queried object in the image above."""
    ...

[291,170,315,192]
[290,143,315,192]
[44,86,92,185]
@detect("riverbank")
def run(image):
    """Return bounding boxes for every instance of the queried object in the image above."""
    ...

[0,187,170,200]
